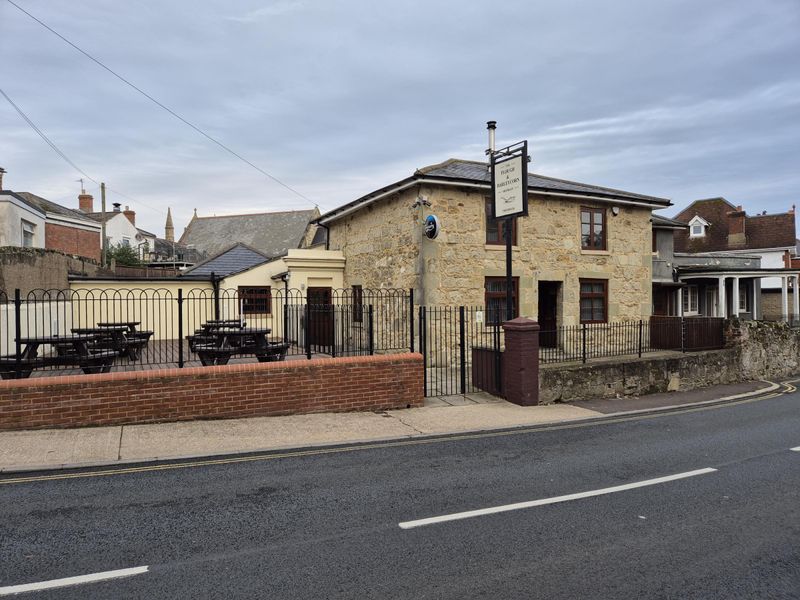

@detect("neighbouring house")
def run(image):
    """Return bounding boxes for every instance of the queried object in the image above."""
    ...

[652,212,800,319]
[315,158,671,327]
[673,198,798,319]
[0,169,102,262]
[178,207,320,259]
[81,197,156,260]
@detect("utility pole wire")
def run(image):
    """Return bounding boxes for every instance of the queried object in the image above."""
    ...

[5,0,317,209]
[1,86,167,217]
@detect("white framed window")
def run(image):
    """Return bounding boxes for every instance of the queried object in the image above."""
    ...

[738,286,748,312]
[688,216,709,238]
[706,289,718,317]
[21,220,35,247]
[122,237,131,247]
[683,285,699,315]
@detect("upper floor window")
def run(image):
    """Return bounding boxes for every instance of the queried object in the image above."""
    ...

[581,208,606,250]
[20,220,35,247]
[122,237,131,247]
[688,216,708,238]
[485,198,517,245]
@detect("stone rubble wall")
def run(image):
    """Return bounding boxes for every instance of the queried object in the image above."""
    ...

[539,320,800,404]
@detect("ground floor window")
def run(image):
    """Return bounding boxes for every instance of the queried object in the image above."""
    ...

[484,276,518,324]
[579,279,608,323]
[738,285,749,312]
[683,285,699,315]
[239,286,271,314]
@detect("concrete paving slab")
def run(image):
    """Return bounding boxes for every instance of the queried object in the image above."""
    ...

[387,401,602,435]
[438,395,478,406]
[0,427,121,468]
[423,397,449,407]
[465,392,505,404]
[119,412,418,461]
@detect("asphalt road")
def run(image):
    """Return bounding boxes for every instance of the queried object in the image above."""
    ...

[1,389,799,599]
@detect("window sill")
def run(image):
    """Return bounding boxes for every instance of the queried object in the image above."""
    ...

[485,244,520,251]
[580,249,610,256]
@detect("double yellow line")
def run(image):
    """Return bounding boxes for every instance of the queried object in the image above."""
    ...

[1,380,794,486]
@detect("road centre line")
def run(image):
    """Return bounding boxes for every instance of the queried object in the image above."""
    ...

[0,566,148,596]
[398,468,717,529]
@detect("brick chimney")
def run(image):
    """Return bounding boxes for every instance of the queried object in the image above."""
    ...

[0,167,6,190]
[123,205,136,226]
[727,205,746,248]
[78,192,94,213]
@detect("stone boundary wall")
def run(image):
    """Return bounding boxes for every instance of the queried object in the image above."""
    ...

[0,353,423,431]
[540,320,800,404]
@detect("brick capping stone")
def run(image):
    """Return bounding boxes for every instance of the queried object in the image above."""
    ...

[502,317,541,406]
[0,353,424,431]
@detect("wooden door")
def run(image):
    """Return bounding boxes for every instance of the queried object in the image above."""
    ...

[538,282,560,348]
[307,287,334,349]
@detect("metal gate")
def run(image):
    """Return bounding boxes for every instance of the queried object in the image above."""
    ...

[418,305,502,397]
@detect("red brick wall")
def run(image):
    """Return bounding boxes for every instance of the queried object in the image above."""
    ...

[0,354,423,430]
[45,223,101,262]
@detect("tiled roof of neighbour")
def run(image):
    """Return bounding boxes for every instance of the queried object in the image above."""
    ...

[674,197,797,252]
[16,192,99,225]
[182,243,273,277]
[178,209,318,258]
[417,159,671,204]
[316,157,670,224]
[652,214,688,228]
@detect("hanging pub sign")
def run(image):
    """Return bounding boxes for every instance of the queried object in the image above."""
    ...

[490,140,529,219]
[424,214,440,239]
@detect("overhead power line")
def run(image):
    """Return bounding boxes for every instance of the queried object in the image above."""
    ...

[6,0,317,209]
[1,86,166,217]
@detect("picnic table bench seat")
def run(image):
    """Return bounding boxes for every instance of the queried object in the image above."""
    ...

[0,350,117,379]
[193,342,290,366]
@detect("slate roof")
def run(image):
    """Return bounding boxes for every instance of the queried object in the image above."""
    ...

[674,198,797,252]
[182,243,273,277]
[652,214,688,229]
[15,192,99,225]
[178,209,318,258]
[317,158,670,224]
[417,159,671,204]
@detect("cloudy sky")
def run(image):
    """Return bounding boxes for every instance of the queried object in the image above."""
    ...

[1,0,798,237]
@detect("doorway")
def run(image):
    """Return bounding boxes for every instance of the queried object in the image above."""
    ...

[538,281,560,348]
[307,286,334,350]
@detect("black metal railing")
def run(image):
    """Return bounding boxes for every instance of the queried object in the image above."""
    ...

[0,287,412,379]
[540,316,726,364]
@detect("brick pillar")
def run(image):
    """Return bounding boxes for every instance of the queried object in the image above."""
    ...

[502,317,540,406]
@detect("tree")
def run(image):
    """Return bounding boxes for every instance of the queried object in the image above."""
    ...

[108,243,143,266]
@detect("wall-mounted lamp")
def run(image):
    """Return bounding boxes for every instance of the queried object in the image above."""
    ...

[611,206,620,216]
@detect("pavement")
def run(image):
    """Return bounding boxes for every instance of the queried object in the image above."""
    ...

[1,379,798,599]
[0,379,776,473]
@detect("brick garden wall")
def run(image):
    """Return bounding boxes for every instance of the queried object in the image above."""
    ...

[0,353,423,430]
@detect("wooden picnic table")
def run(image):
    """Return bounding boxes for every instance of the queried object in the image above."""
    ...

[0,334,116,379]
[193,327,288,366]
[95,322,154,356]
[187,320,247,351]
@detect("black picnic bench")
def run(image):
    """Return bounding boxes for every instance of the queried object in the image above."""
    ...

[192,327,288,366]
[0,334,117,379]
[187,320,247,352]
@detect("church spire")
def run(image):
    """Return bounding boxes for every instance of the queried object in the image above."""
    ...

[165,207,175,243]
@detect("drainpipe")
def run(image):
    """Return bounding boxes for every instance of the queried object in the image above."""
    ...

[210,271,221,320]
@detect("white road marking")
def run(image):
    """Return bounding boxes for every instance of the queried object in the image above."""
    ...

[399,468,717,529]
[0,566,148,596]
[791,447,800,452]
